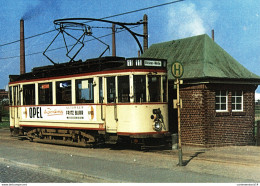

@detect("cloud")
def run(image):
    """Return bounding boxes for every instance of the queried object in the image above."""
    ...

[167,2,217,39]
[22,0,60,20]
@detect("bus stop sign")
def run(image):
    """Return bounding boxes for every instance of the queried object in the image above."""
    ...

[171,62,184,78]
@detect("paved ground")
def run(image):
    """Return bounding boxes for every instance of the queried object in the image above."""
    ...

[0,162,72,183]
[0,128,260,183]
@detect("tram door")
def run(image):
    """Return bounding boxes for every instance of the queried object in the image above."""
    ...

[10,86,20,129]
[105,77,118,133]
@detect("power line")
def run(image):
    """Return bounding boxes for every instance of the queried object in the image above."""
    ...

[0,29,56,47]
[0,0,184,48]
[100,0,184,20]
[0,25,139,60]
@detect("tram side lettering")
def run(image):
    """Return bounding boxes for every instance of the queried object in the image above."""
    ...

[29,107,43,118]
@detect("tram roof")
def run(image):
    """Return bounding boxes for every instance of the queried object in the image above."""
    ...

[142,34,260,84]
[9,56,166,83]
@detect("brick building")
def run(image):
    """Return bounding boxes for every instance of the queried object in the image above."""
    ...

[142,34,260,146]
[0,89,8,100]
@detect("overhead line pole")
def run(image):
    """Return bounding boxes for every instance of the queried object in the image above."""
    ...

[0,0,184,48]
[0,25,139,60]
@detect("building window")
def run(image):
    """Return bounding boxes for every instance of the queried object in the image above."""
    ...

[215,90,228,111]
[76,79,94,103]
[56,80,71,104]
[232,91,243,111]
[39,82,52,105]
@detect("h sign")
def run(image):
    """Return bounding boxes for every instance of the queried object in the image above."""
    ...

[171,62,184,78]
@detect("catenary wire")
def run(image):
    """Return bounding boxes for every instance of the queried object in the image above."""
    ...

[0,0,183,49]
[0,25,139,60]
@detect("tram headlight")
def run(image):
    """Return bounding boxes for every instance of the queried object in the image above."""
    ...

[151,108,164,131]
[154,121,162,132]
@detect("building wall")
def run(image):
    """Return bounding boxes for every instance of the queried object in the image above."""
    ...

[179,84,206,146]
[180,83,256,147]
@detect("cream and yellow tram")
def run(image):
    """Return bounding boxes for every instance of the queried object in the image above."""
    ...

[9,56,169,147]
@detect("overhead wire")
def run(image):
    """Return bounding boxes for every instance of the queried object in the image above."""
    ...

[0,0,184,60]
[97,0,184,20]
[0,25,140,60]
[0,29,56,47]
[0,0,183,48]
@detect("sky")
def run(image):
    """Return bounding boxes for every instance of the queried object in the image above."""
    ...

[0,0,260,93]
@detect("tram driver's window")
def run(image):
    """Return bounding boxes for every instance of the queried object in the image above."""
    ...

[107,77,116,103]
[56,80,72,104]
[39,82,52,104]
[76,79,94,103]
[23,84,35,105]
[133,75,146,102]
[148,75,161,102]
[118,76,130,103]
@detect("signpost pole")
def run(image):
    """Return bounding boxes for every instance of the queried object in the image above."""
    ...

[176,78,183,166]
[171,62,184,166]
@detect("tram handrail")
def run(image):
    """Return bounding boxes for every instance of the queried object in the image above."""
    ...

[114,98,118,122]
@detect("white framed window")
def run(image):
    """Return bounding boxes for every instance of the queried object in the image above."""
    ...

[215,90,228,112]
[232,91,243,111]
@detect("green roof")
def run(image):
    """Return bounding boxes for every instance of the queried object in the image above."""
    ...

[142,34,260,83]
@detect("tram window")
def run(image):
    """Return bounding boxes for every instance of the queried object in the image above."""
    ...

[14,86,21,105]
[133,75,146,102]
[99,77,103,103]
[163,76,167,102]
[39,82,52,104]
[107,77,116,103]
[76,79,94,103]
[148,75,161,102]
[118,76,130,103]
[13,87,17,105]
[56,80,71,104]
[23,84,35,105]
[9,87,12,105]
[16,86,21,105]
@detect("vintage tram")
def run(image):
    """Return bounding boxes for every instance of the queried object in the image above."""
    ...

[9,56,169,147]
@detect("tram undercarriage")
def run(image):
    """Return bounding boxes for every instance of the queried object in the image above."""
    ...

[11,127,170,149]
[19,128,103,147]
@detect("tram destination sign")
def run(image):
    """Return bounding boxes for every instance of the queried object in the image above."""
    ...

[171,62,184,78]
[144,60,162,67]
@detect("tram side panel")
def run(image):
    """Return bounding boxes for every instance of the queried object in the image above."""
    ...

[18,105,105,131]
[115,104,168,136]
